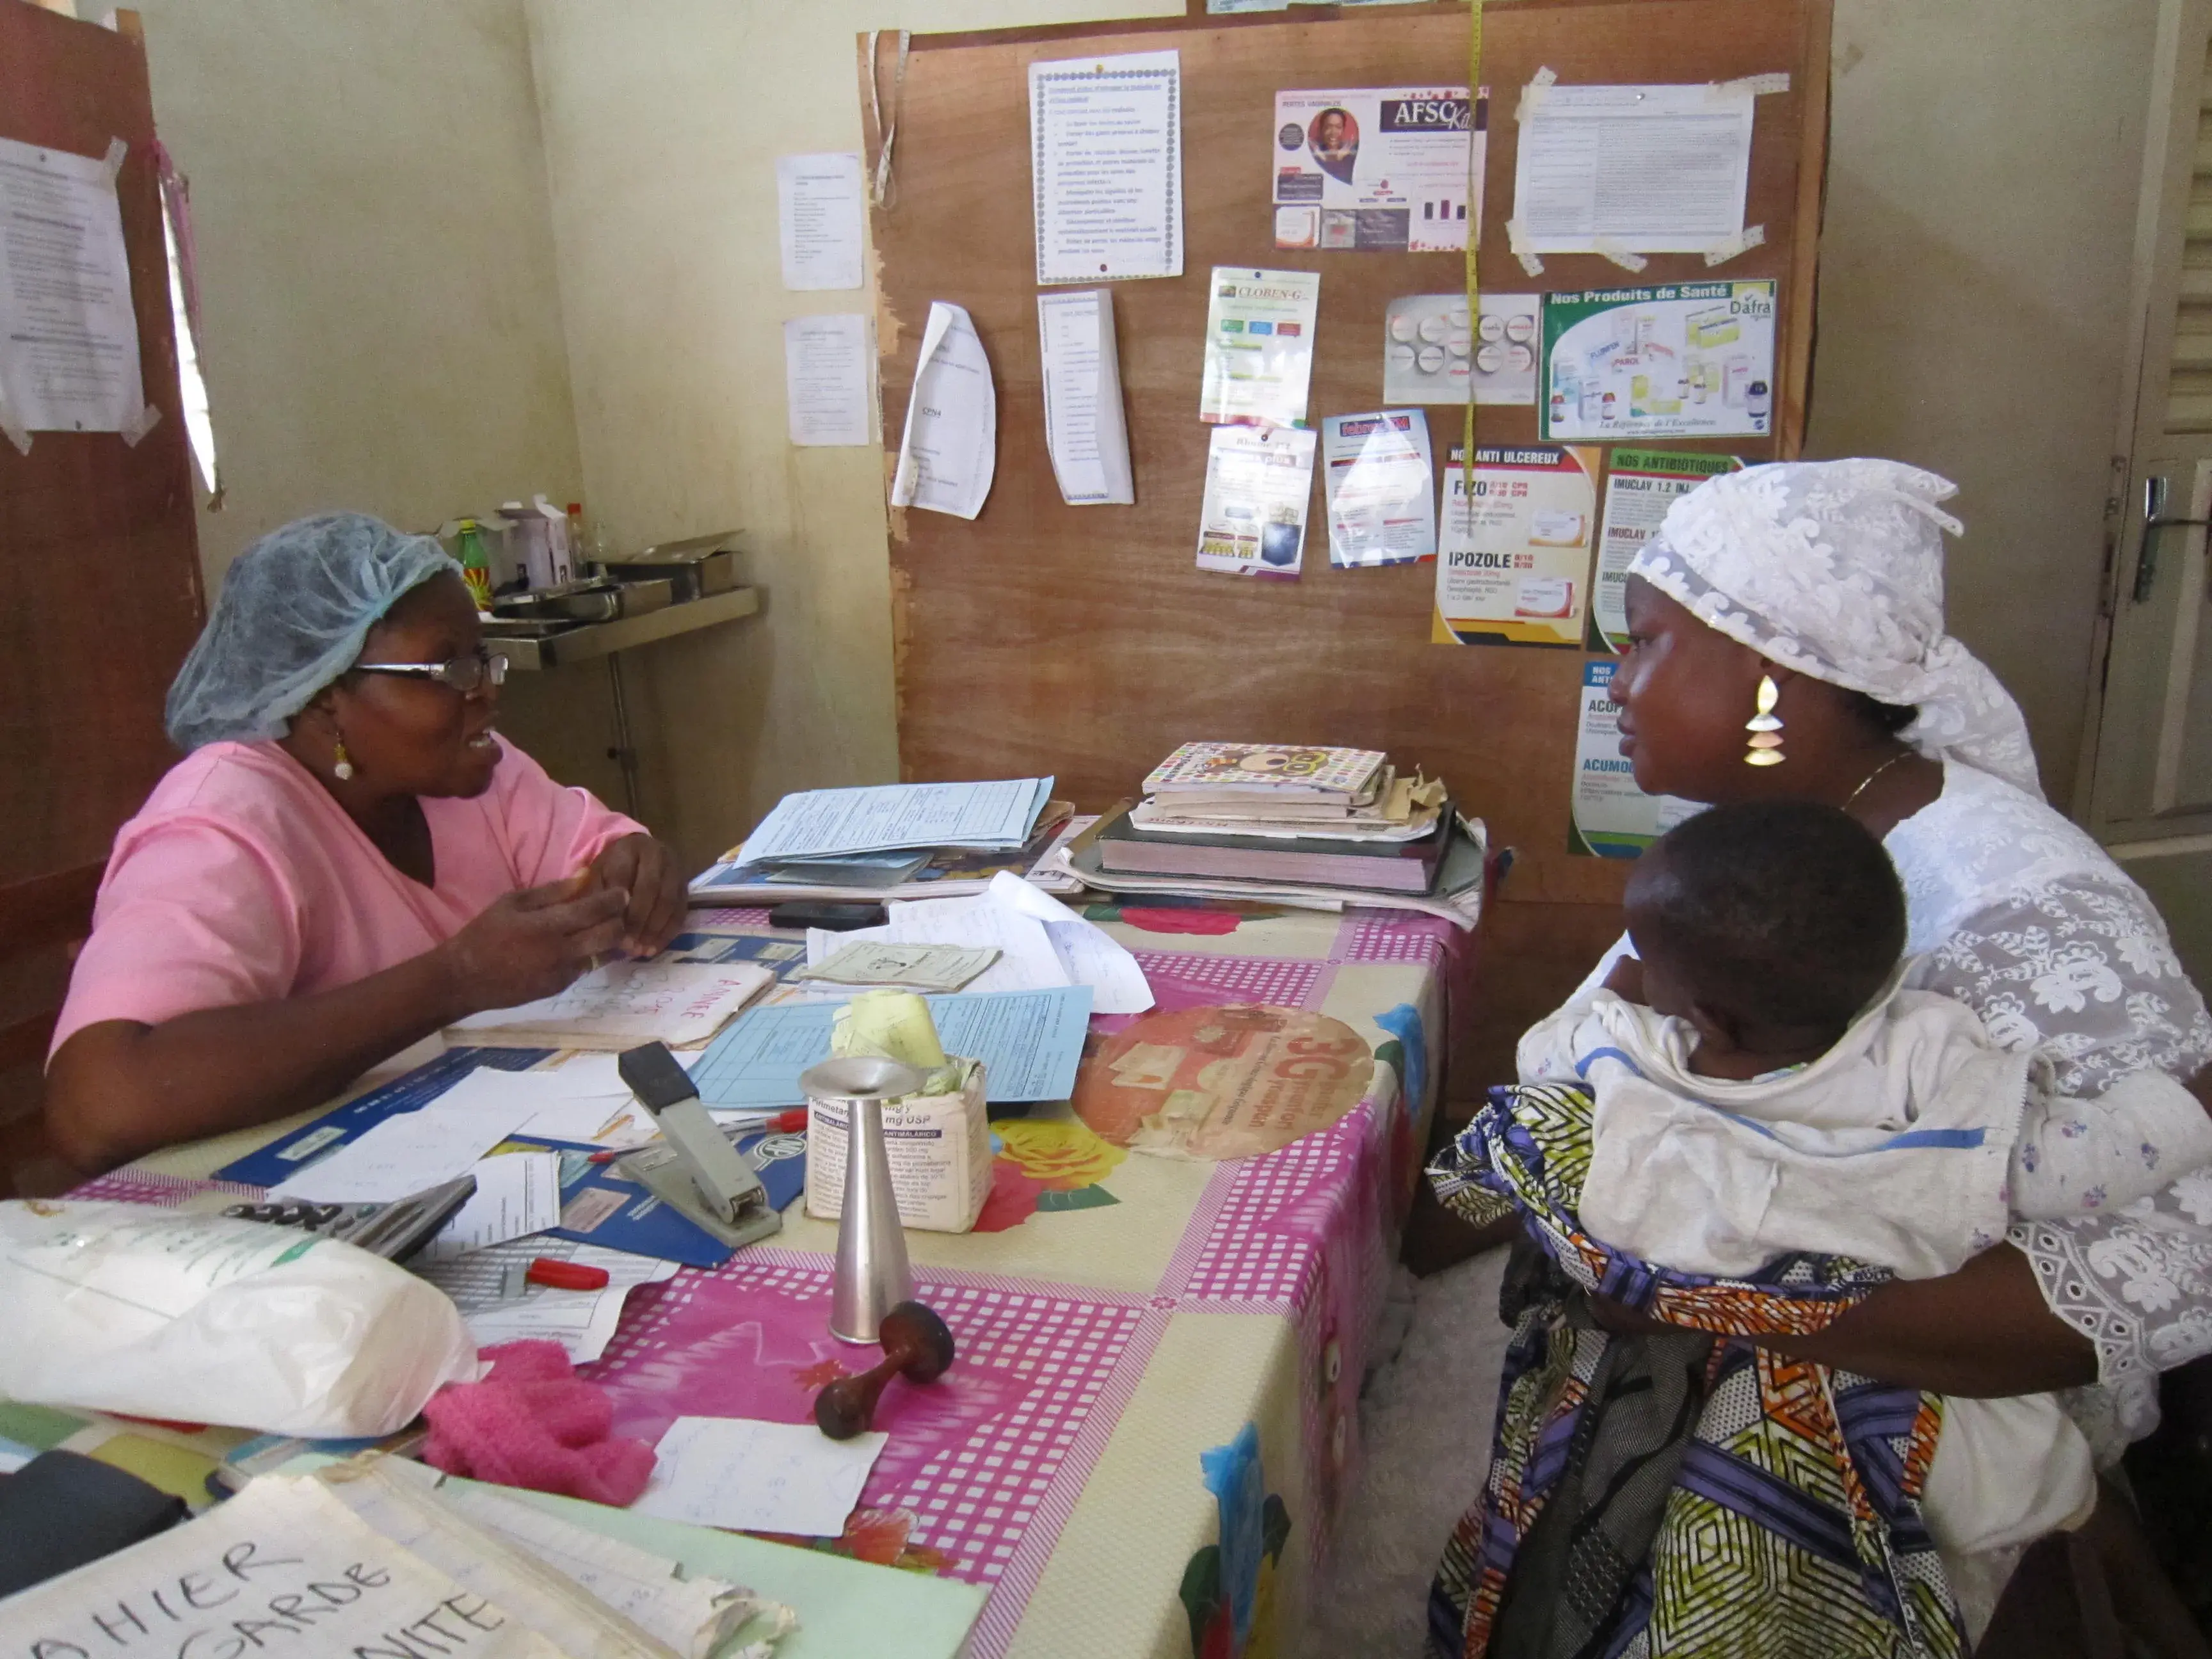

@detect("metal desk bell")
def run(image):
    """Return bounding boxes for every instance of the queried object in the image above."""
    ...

[799,1056,926,1343]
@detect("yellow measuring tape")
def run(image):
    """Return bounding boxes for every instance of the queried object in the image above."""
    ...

[1463,0,1484,502]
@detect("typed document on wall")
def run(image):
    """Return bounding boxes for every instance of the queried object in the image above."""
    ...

[1029,50,1184,284]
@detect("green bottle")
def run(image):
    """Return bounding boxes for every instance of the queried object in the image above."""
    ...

[454,518,494,610]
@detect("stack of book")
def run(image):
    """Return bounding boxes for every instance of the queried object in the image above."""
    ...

[1054,742,1487,927]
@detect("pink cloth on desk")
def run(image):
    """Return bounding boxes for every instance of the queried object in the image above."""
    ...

[422,1340,658,1505]
[52,735,641,1052]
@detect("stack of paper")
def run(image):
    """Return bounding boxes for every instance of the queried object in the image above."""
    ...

[0,1467,796,1659]
[692,790,1089,904]
[796,870,1151,1016]
[415,1237,681,1364]
[450,959,773,1050]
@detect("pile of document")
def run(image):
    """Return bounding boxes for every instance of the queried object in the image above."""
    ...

[690,779,1085,903]
[4,1461,796,1659]
[1054,741,1490,927]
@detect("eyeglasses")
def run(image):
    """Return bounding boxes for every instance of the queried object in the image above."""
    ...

[354,646,509,694]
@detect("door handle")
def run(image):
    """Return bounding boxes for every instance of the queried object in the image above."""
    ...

[2134,474,2212,602]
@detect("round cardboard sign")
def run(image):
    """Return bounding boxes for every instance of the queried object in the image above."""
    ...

[1073,1004,1374,1160]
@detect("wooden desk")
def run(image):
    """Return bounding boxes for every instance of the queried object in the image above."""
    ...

[77,899,1470,1659]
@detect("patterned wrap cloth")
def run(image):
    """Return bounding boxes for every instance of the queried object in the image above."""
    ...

[1427,1082,1964,1659]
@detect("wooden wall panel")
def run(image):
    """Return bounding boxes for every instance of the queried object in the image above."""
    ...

[0,0,204,888]
[867,0,1829,905]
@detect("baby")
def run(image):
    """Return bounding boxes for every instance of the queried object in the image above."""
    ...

[1520,799,2212,1602]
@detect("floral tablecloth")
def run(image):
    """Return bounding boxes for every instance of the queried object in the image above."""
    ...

[104,902,1468,1659]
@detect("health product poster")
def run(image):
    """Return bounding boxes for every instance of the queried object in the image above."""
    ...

[1384,293,1538,406]
[1271,87,1487,253]
[1200,268,1320,426]
[1591,449,1742,650]
[1540,281,1775,442]
[1572,659,1702,856]
[1196,424,1318,577]
[1433,445,1598,646]
[1322,410,1435,567]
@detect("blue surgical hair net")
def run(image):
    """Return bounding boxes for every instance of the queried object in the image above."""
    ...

[165,512,463,752]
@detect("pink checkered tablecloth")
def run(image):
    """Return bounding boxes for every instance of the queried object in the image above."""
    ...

[83,902,1469,1659]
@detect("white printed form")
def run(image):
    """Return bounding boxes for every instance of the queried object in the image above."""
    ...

[1037,287,1134,504]
[890,300,997,520]
[1029,49,1183,283]
[783,313,876,446]
[639,1417,889,1537]
[0,134,148,446]
[1513,84,1753,253]
[775,151,865,291]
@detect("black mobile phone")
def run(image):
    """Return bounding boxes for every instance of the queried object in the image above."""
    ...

[767,901,890,931]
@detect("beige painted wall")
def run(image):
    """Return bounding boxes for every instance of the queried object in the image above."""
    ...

[1807,0,2156,808]
[132,0,627,805]
[134,0,583,579]
[521,0,1179,874]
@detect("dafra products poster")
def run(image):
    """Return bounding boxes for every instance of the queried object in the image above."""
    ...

[1540,280,1776,442]
[1591,449,1742,650]
[1433,445,1599,646]
[1572,659,1703,856]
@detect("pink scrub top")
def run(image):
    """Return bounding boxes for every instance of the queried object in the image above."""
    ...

[51,735,645,1052]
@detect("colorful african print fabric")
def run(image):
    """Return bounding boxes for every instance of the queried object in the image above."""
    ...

[1427,1082,1966,1659]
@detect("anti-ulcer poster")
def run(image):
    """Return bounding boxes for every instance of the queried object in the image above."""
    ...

[1433,445,1598,646]
[1591,449,1742,650]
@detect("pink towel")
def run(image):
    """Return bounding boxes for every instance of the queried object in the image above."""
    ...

[421,1340,657,1505]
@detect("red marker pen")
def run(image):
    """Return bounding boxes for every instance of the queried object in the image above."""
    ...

[526,1257,610,1291]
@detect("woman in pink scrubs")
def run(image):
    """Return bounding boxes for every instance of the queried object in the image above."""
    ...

[44,513,689,1173]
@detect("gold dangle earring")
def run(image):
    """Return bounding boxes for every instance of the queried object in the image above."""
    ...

[333,737,356,781]
[1743,675,1784,767]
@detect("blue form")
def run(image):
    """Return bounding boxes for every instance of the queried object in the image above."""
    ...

[687,986,1093,1109]
[215,1046,550,1189]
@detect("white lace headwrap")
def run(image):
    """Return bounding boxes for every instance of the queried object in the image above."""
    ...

[1626,458,2044,799]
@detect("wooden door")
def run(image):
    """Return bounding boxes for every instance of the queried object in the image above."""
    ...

[0,1,205,1178]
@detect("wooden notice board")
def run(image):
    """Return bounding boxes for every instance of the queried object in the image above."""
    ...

[865,0,1830,908]
[0,1,204,1137]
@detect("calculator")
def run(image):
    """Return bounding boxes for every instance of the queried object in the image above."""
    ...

[220,1174,479,1263]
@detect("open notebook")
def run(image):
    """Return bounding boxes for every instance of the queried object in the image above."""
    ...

[1,1457,984,1659]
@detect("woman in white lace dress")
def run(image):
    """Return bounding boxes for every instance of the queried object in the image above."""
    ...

[1595,458,2212,1451]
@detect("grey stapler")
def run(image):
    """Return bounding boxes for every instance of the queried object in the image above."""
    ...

[615,1042,781,1249]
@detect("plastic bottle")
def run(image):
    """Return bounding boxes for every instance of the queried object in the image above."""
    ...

[454,519,494,611]
[566,502,590,570]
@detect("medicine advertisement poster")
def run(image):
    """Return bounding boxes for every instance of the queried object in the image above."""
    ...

[1199,268,1320,426]
[1540,281,1776,442]
[1573,659,1703,856]
[1196,424,1318,577]
[1591,449,1742,650]
[1321,410,1435,567]
[1432,445,1598,646]
[1271,87,1487,253]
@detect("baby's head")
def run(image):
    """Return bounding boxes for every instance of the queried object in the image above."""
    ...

[1624,801,1906,1065]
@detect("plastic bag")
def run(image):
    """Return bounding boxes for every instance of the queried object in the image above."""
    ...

[0,1200,476,1436]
